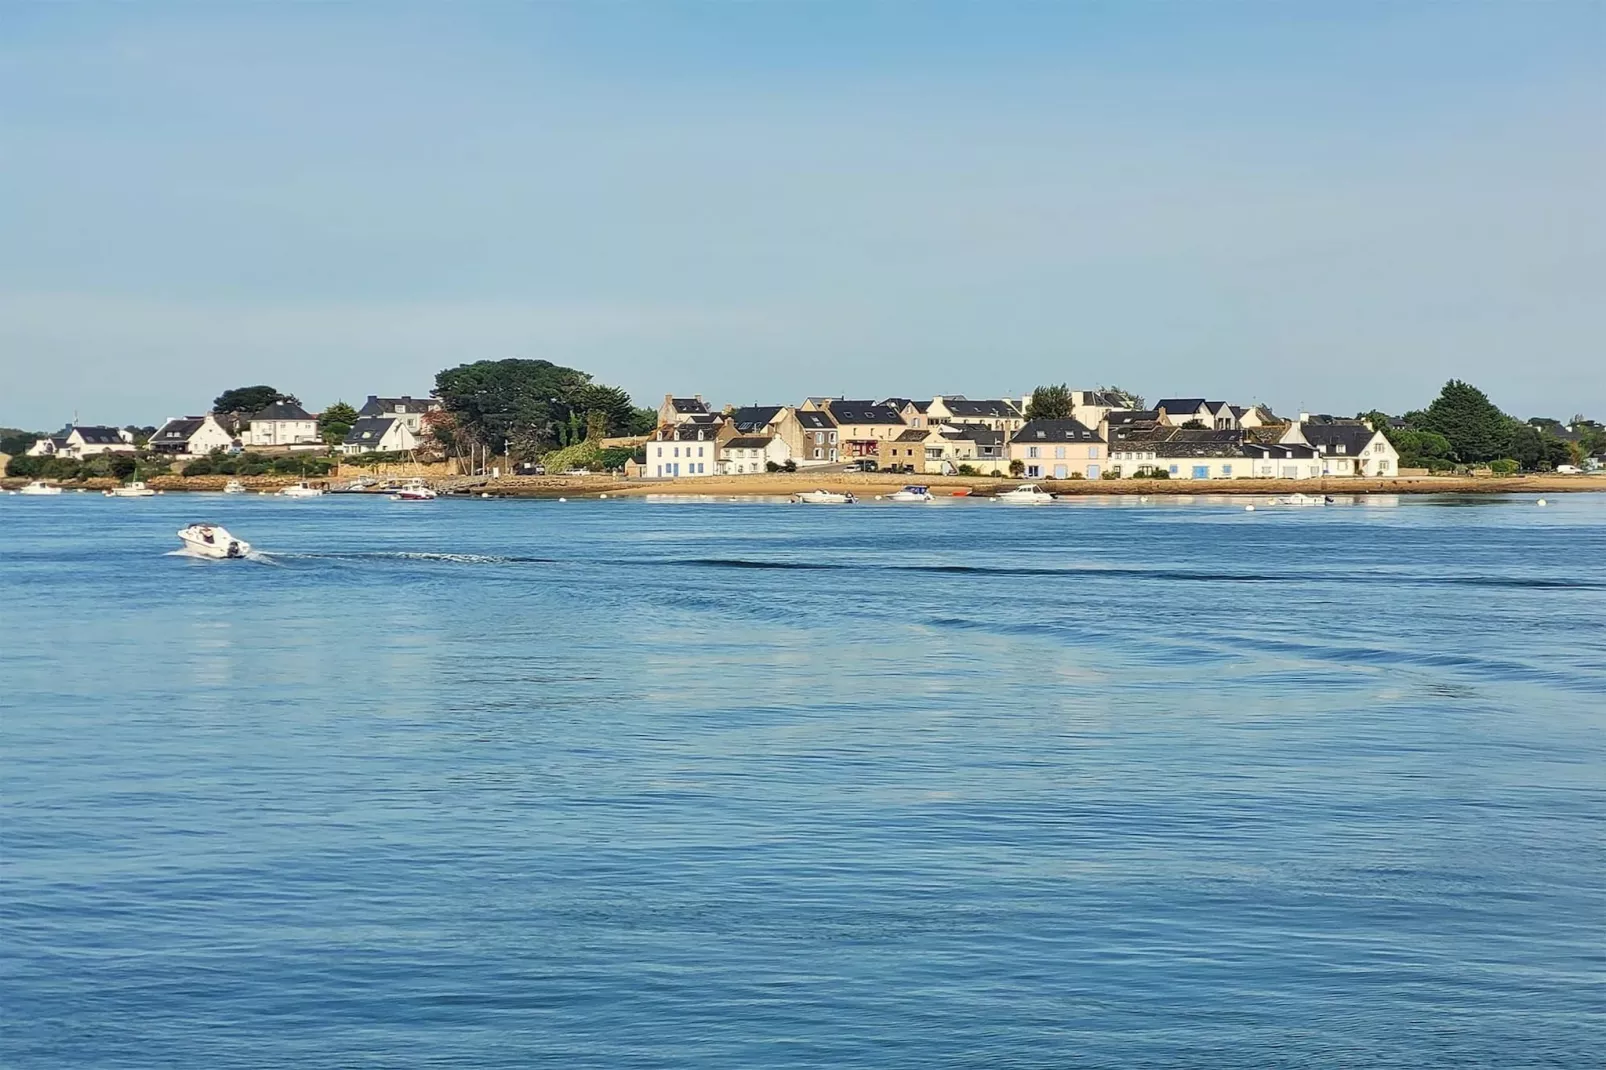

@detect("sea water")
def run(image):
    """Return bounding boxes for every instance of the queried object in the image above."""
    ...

[2,492,1603,1068]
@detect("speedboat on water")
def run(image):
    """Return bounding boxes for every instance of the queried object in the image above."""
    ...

[888,485,934,502]
[390,478,437,501]
[17,480,63,495]
[105,481,157,498]
[1274,492,1330,506]
[177,523,251,559]
[223,479,247,494]
[996,483,1055,503]
[795,490,857,504]
[278,482,326,498]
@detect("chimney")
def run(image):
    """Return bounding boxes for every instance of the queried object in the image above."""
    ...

[1298,411,1310,423]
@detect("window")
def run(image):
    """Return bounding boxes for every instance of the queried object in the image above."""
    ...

[1087,464,1099,479]
[1379,460,1390,472]
[1027,465,1041,478]
[698,446,704,457]
[813,448,822,459]
[1028,446,1039,459]
[1169,464,1179,475]
[672,447,679,457]
[829,432,838,444]
[1088,446,1098,458]
[1054,446,1065,459]
[1222,464,1232,477]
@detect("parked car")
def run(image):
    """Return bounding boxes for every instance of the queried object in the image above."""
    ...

[1555,465,1581,475]
[513,462,546,475]
[844,459,878,472]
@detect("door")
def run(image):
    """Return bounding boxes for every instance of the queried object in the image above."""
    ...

[1086,464,1099,479]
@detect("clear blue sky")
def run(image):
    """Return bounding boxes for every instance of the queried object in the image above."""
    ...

[2,2,1601,428]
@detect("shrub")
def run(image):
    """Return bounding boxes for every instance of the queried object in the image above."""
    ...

[541,439,603,473]
[765,461,780,472]
[598,446,637,471]
[1101,470,1119,480]
[782,459,797,473]
[1490,458,1519,476]
[183,455,216,477]
[6,455,43,478]
[1008,460,1025,477]
[1067,472,1084,480]
[957,464,978,476]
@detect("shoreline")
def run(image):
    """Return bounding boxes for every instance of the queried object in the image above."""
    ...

[8,472,1600,498]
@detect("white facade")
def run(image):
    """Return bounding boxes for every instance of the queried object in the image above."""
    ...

[340,418,420,455]
[649,437,717,477]
[243,404,320,447]
[718,437,790,474]
[35,426,137,457]
[150,414,235,456]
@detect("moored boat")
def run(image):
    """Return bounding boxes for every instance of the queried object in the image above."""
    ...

[1273,492,1330,506]
[105,481,157,498]
[995,483,1054,503]
[278,482,326,498]
[794,490,857,504]
[177,523,251,559]
[223,479,247,494]
[390,478,438,501]
[888,485,933,502]
[17,480,63,496]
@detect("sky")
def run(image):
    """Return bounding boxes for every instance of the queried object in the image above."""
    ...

[1,2,1601,429]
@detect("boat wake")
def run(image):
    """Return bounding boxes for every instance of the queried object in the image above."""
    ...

[165,547,282,565]
[271,551,553,565]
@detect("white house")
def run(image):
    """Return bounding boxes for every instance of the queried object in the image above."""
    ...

[148,414,235,456]
[926,396,1025,434]
[1280,420,1398,476]
[718,435,790,474]
[1241,443,1324,478]
[647,424,721,477]
[356,395,440,434]
[657,394,711,429]
[340,416,420,455]
[242,401,320,448]
[29,425,136,457]
[1006,419,1105,479]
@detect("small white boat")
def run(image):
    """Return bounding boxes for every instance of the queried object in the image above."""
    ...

[794,490,857,504]
[17,480,63,496]
[1273,492,1331,507]
[390,478,437,501]
[105,481,157,498]
[888,485,934,503]
[223,479,247,494]
[278,482,326,498]
[996,483,1055,503]
[177,523,251,559]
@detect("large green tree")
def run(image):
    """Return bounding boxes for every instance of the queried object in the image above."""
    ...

[1506,423,1572,471]
[432,359,644,460]
[1024,384,1074,420]
[318,401,358,445]
[213,385,298,415]
[1411,380,1512,463]
[0,428,44,456]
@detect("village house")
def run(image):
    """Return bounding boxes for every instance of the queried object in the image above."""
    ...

[718,435,790,474]
[341,416,421,455]
[926,396,1026,434]
[357,395,441,434]
[1069,390,1131,430]
[646,423,723,477]
[882,398,933,428]
[1154,399,1237,429]
[728,405,784,434]
[822,400,906,459]
[657,395,711,429]
[27,425,136,458]
[1007,419,1104,479]
[1241,442,1324,478]
[148,414,236,456]
[877,428,931,473]
[1280,419,1399,476]
[242,401,320,448]
[769,407,839,465]
[1233,404,1282,429]
[923,424,1010,475]
[1107,429,1246,479]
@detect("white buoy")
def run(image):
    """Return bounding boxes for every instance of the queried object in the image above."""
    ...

[1537,498,1548,507]
[558,497,567,502]
[481,492,491,499]
[1245,504,1255,511]
[599,493,607,499]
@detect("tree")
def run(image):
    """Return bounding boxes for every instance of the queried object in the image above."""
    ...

[213,385,297,415]
[1024,383,1074,420]
[1507,423,1572,472]
[433,358,646,461]
[318,401,358,445]
[1356,410,1391,433]
[109,453,138,480]
[1413,380,1512,463]
[0,428,43,456]
[1386,428,1453,469]
[1180,419,1206,429]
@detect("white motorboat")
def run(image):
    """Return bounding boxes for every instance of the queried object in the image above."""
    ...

[794,490,857,504]
[223,479,247,494]
[390,478,438,501]
[17,480,63,496]
[177,523,251,559]
[1273,492,1331,507]
[278,482,326,498]
[888,485,934,503]
[105,481,157,498]
[996,483,1055,503]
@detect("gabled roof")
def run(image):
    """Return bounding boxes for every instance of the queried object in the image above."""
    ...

[1154,398,1208,414]
[1105,409,1160,426]
[793,410,835,430]
[668,397,709,414]
[1012,419,1101,443]
[344,417,398,444]
[250,401,314,422]
[152,417,205,442]
[1298,423,1381,455]
[941,398,1021,419]
[883,397,934,413]
[722,436,773,450]
[71,425,127,444]
[1110,427,1245,457]
[664,424,718,441]
[825,400,905,426]
[893,428,931,442]
[681,412,722,425]
[358,395,438,417]
[1242,443,1319,459]
[730,405,782,432]
[1079,390,1127,408]
[948,425,1005,445]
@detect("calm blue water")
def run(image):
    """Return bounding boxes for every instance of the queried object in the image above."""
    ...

[3,491,1604,1068]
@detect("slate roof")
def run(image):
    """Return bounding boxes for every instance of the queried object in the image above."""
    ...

[151,417,205,444]
[1106,409,1160,426]
[250,401,314,422]
[942,398,1021,419]
[949,425,1005,446]
[793,410,836,430]
[825,400,905,426]
[1080,390,1128,408]
[71,425,127,444]
[1012,419,1101,443]
[730,406,782,432]
[723,436,773,450]
[668,397,709,414]
[1155,398,1208,414]
[344,417,398,445]
[893,428,931,442]
[1110,428,1245,458]
[1298,423,1380,455]
[665,424,719,441]
[358,395,437,417]
[1242,443,1319,459]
